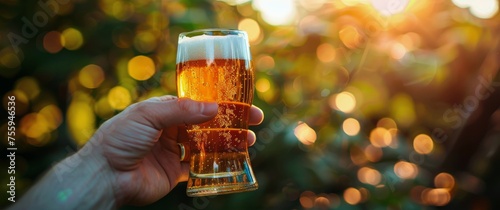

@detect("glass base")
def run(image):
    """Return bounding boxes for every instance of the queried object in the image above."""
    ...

[186,151,258,197]
[186,181,258,197]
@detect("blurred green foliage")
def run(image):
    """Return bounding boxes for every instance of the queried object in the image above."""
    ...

[1,0,500,209]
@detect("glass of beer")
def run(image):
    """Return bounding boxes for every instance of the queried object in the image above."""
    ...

[176,29,258,197]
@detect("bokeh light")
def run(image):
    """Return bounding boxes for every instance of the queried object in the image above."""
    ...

[422,188,451,206]
[377,118,398,130]
[413,134,434,154]
[238,18,261,43]
[252,0,297,25]
[61,28,84,50]
[20,113,49,139]
[434,173,455,189]
[95,96,114,119]
[390,42,407,60]
[314,196,330,209]
[329,91,356,113]
[39,104,63,131]
[357,167,382,185]
[342,118,361,136]
[299,191,315,208]
[79,64,105,89]
[107,86,132,110]
[294,122,317,145]
[452,0,499,19]
[316,43,336,63]
[369,127,392,148]
[394,161,418,179]
[343,187,362,205]
[469,0,499,19]
[128,55,156,81]
[17,103,63,147]
[67,101,95,145]
[256,78,271,92]
[370,0,411,16]
[14,77,40,100]
[43,31,63,53]
[339,26,362,49]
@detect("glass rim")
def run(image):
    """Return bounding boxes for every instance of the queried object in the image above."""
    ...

[179,28,247,38]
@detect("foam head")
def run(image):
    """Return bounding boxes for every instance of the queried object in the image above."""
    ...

[176,31,251,64]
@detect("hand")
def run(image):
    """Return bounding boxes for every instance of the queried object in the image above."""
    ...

[85,96,264,205]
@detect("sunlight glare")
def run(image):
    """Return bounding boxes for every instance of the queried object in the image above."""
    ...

[370,0,410,16]
[253,0,297,25]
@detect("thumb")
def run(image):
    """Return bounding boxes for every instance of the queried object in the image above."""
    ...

[128,96,218,130]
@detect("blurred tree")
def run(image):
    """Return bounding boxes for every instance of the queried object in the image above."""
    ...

[1,0,499,209]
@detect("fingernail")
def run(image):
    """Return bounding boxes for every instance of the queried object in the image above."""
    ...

[202,102,218,116]
[159,95,178,101]
[247,131,256,146]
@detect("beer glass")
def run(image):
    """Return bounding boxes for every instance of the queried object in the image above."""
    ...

[176,29,258,197]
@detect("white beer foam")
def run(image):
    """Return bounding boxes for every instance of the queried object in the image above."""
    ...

[177,34,251,63]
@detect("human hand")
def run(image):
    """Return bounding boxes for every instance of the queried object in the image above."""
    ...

[84,96,264,206]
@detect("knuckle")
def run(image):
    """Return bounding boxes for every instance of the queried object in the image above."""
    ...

[178,99,199,113]
[129,101,148,113]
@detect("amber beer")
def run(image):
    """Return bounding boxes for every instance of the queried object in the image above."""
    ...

[176,29,258,196]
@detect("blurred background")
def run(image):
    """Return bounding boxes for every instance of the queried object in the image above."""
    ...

[1,0,500,209]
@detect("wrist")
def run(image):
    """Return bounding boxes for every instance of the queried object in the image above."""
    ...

[71,143,121,208]
[13,145,120,210]
[78,138,139,207]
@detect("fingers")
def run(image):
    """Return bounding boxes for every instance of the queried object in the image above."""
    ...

[249,105,264,125]
[127,96,262,130]
[179,129,256,163]
[178,162,190,182]
[247,130,256,146]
